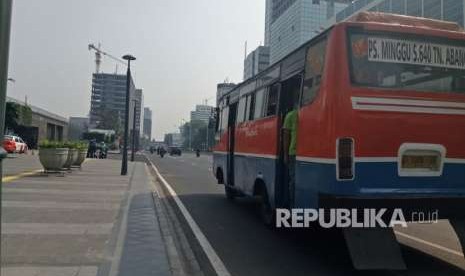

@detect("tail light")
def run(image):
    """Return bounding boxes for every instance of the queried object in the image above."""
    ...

[337,138,354,180]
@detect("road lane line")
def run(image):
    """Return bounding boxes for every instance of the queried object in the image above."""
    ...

[395,230,465,257]
[2,169,42,183]
[148,160,231,276]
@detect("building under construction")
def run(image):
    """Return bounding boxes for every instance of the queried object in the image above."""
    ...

[89,73,137,132]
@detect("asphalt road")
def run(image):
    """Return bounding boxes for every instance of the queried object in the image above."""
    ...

[148,152,465,276]
[2,153,42,177]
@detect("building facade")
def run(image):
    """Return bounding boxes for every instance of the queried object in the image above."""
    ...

[89,73,136,132]
[267,0,348,63]
[244,46,270,80]
[216,83,236,106]
[143,107,152,141]
[190,105,214,124]
[328,0,465,27]
[6,96,68,147]
[134,89,144,135]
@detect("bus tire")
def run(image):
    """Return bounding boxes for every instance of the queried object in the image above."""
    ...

[225,185,236,201]
[258,185,275,227]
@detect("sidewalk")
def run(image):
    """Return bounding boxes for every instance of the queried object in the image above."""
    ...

[1,158,171,276]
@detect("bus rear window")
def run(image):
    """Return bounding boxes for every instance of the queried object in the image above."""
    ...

[349,31,465,94]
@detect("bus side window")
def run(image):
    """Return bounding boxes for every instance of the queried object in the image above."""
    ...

[248,93,256,121]
[302,38,327,106]
[253,88,265,119]
[221,107,229,134]
[265,84,279,116]
[236,97,246,124]
[216,108,222,132]
[245,94,255,121]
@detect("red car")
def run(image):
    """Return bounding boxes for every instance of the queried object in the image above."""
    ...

[3,135,16,153]
[3,135,28,154]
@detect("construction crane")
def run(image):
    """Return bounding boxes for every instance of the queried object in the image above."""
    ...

[88,43,126,73]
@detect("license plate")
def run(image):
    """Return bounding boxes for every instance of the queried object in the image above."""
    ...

[401,155,439,171]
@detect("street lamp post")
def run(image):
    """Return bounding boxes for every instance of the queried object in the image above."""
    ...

[121,54,136,176]
[131,99,137,162]
[0,0,13,222]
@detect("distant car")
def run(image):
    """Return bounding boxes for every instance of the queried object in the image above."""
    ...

[168,146,182,156]
[3,135,27,153]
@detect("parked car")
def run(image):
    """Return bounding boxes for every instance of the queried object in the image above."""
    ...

[168,146,182,156]
[3,135,16,153]
[3,135,28,153]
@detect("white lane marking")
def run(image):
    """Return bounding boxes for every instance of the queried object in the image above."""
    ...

[395,231,464,258]
[149,160,231,276]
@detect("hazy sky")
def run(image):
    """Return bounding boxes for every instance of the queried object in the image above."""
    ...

[8,0,265,140]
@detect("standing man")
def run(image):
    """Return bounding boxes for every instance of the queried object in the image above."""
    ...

[282,90,299,208]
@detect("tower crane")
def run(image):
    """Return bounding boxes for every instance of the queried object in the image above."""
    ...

[88,43,126,73]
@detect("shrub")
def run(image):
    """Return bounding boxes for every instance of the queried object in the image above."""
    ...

[39,140,66,149]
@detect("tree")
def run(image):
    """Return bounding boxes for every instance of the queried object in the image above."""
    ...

[4,102,20,132]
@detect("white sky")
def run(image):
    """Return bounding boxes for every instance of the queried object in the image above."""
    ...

[8,0,265,140]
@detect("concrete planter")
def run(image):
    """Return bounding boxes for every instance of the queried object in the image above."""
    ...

[64,148,79,169]
[73,149,87,167]
[39,148,69,171]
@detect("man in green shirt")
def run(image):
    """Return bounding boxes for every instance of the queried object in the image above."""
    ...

[283,96,299,208]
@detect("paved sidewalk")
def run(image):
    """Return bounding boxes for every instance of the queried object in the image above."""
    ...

[1,159,171,276]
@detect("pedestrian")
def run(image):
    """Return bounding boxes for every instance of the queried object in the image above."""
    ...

[282,89,299,208]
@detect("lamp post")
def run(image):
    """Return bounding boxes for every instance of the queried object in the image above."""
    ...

[131,99,137,162]
[0,0,13,224]
[121,54,136,176]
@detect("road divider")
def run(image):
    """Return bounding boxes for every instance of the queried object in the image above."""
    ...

[147,158,231,276]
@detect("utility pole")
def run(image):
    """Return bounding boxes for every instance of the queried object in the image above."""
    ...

[0,0,13,226]
[121,54,136,175]
[131,99,137,162]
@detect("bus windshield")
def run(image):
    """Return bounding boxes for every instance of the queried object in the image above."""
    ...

[349,30,465,94]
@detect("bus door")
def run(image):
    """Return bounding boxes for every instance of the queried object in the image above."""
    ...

[276,74,303,208]
[226,102,238,187]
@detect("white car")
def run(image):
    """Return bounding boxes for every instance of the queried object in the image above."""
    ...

[5,135,28,153]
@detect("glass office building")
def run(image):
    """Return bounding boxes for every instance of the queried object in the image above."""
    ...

[267,0,348,63]
[332,0,464,27]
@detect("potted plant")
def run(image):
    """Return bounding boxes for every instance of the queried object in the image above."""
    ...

[63,141,79,169]
[38,140,69,171]
[73,142,88,167]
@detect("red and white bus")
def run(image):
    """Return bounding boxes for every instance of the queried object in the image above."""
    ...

[213,13,465,226]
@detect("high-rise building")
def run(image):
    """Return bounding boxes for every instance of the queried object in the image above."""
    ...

[327,0,465,28]
[134,89,144,135]
[267,0,348,63]
[190,105,214,124]
[216,83,236,106]
[244,46,270,80]
[143,107,152,141]
[89,73,136,131]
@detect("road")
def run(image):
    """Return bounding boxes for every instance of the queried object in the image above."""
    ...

[147,152,465,276]
[2,153,42,177]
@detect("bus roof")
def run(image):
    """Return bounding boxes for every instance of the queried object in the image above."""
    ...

[347,12,464,32]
